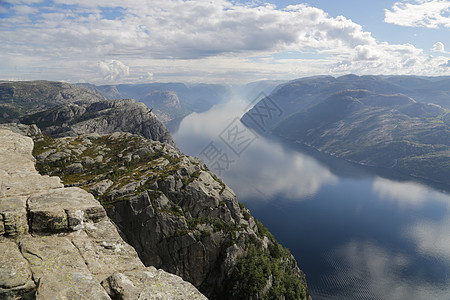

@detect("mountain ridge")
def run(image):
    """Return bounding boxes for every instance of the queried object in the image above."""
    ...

[242,75,450,186]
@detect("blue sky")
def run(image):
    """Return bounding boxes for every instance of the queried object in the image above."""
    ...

[0,0,449,84]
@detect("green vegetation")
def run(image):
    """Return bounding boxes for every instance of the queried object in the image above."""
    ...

[187,216,240,235]
[226,241,308,300]
[182,170,201,186]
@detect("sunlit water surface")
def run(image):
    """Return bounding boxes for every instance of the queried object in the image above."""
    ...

[173,98,450,300]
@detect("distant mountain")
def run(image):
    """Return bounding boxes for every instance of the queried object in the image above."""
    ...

[0,80,106,123]
[383,75,450,108]
[242,75,450,185]
[0,81,175,146]
[86,82,232,129]
[235,80,287,102]
[135,90,191,125]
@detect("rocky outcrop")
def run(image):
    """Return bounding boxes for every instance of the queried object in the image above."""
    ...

[0,81,106,123]
[21,98,176,147]
[0,128,207,299]
[33,131,310,299]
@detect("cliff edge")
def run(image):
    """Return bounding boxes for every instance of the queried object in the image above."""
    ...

[31,131,310,299]
[0,128,206,299]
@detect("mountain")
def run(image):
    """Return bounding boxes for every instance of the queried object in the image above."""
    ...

[0,81,106,123]
[137,90,191,127]
[0,81,175,146]
[0,126,206,300]
[88,82,233,129]
[242,75,450,186]
[0,81,311,299]
[20,98,176,146]
[234,80,287,103]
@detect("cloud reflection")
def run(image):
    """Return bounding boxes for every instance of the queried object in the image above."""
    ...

[173,98,338,201]
[373,177,450,261]
[322,239,450,300]
[409,217,450,261]
[221,136,338,201]
[372,177,430,207]
[372,177,449,208]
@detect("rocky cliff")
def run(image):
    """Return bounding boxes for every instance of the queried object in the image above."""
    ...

[0,127,207,299]
[31,130,310,299]
[21,98,175,146]
[0,81,106,123]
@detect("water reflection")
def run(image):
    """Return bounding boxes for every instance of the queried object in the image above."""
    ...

[221,136,338,200]
[173,98,450,300]
[373,177,437,208]
[174,97,337,200]
[322,239,450,300]
[409,217,450,261]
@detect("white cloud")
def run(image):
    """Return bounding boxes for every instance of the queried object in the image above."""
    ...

[0,0,449,83]
[13,5,38,15]
[432,41,450,55]
[432,41,445,52]
[354,45,381,61]
[97,60,130,82]
[385,0,450,28]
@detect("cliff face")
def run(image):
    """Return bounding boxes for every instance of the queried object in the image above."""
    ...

[0,128,207,299]
[31,131,310,299]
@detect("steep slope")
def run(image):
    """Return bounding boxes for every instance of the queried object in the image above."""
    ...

[242,75,450,186]
[276,93,450,184]
[1,80,311,299]
[31,131,310,300]
[0,127,207,300]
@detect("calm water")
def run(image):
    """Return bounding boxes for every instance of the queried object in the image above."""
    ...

[173,98,450,300]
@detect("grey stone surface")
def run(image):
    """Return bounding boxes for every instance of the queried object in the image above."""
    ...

[66,162,84,174]
[28,98,177,147]
[0,239,35,297]
[102,266,207,300]
[0,129,208,300]
[27,187,106,232]
[90,179,114,196]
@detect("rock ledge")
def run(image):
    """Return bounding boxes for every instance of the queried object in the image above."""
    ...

[0,128,206,300]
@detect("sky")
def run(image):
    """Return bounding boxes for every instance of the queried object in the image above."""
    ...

[0,0,449,84]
